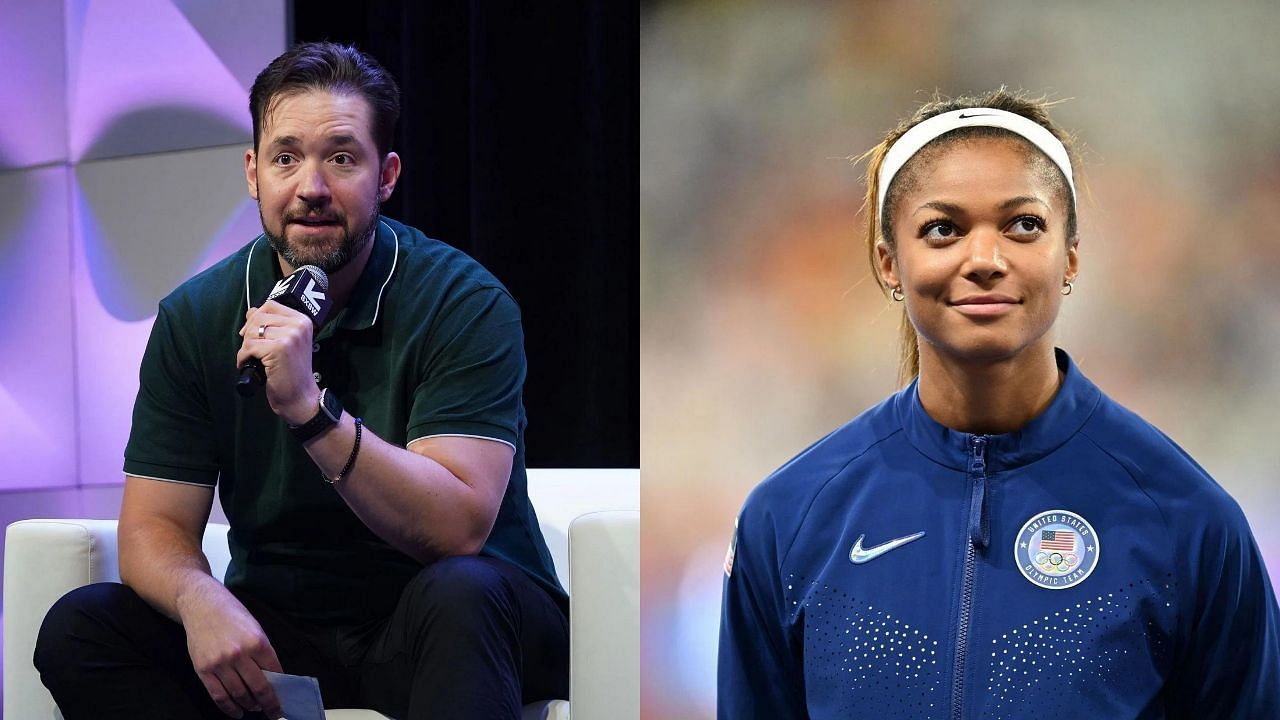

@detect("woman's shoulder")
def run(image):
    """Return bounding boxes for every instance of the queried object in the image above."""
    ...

[1079,389,1244,527]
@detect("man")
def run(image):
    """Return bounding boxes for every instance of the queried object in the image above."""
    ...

[35,42,568,720]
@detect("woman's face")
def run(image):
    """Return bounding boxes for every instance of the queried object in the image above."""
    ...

[879,137,1079,367]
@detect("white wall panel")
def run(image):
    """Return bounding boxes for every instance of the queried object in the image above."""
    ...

[0,166,76,489]
[72,145,265,486]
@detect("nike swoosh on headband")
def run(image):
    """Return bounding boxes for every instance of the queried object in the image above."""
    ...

[876,107,1076,214]
[849,531,927,564]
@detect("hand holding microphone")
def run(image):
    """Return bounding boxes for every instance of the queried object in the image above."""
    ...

[236,265,333,421]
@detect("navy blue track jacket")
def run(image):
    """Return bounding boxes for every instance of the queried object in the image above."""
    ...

[719,349,1280,719]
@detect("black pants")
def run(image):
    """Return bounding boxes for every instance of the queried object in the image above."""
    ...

[34,556,569,720]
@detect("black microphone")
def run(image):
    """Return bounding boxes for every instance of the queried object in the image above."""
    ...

[236,265,332,397]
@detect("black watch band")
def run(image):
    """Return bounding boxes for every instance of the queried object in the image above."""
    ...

[290,388,342,443]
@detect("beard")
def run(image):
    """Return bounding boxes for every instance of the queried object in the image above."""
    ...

[261,198,381,274]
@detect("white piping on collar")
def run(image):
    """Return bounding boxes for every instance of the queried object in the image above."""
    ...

[244,234,264,312]
[372,219,400,327]
[241,223,399,326]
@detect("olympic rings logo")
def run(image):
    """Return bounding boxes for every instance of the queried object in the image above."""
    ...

[1033,550,1080,575]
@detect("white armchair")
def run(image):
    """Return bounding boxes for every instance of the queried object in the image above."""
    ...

[3,468,638,720]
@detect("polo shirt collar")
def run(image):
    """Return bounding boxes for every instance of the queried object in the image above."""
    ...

[895,348,1102,473]
[242,218,400,332]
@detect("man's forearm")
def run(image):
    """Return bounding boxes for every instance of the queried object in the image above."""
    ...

[118,500,286,719]
[301,412,505,563]
[118,517,222,623]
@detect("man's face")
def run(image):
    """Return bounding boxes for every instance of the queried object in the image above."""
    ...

[245,89,398,273]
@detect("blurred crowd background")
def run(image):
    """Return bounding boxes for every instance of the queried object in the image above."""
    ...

[640,1,1280,716]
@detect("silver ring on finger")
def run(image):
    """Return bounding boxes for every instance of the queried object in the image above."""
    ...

[257,324,267,339]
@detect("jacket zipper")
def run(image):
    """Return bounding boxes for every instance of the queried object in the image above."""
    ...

[952,435,988,720]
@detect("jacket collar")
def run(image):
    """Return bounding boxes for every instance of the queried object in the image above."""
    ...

[895,348,1102,473]
[242,218,400,334]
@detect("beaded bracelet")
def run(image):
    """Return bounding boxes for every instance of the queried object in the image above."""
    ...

[324,417,362,485]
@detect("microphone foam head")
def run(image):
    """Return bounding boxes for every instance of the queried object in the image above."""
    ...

[297,264,330,292]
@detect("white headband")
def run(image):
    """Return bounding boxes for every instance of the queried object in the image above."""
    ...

[876,107,1075,216]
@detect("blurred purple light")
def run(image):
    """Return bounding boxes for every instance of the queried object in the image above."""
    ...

[0,0,68,168]
[66,0,250,162]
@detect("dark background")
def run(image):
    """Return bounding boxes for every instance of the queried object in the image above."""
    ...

[293,2,638,467]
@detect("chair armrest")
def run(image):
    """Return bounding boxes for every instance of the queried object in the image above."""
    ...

[3,519,232,720]
[4,519,122,720]
[568,510,639,719]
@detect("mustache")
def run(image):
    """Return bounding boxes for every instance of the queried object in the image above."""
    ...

[284,209,344,223]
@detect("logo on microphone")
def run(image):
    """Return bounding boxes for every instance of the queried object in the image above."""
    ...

[267,273,328,319]
[299,278,326,316]
[269,277,292,298]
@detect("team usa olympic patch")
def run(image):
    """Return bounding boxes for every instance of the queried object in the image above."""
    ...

[1014,509,1100,590]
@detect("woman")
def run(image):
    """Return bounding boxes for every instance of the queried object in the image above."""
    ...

[718,89,1280,719]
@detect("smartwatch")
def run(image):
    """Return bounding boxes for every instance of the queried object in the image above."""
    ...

[290,387,342,443]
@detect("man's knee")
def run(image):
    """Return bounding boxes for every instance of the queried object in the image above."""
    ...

[34,583,144,675]
[404,556,519,627]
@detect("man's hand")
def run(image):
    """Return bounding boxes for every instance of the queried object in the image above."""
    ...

[238,301,320,425]
[178,578,284,719]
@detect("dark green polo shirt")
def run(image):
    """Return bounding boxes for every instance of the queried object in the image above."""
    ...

[124,217,564,625]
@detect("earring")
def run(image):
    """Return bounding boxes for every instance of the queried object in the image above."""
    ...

[891,286,905,302]
[1061,279,1074,296]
